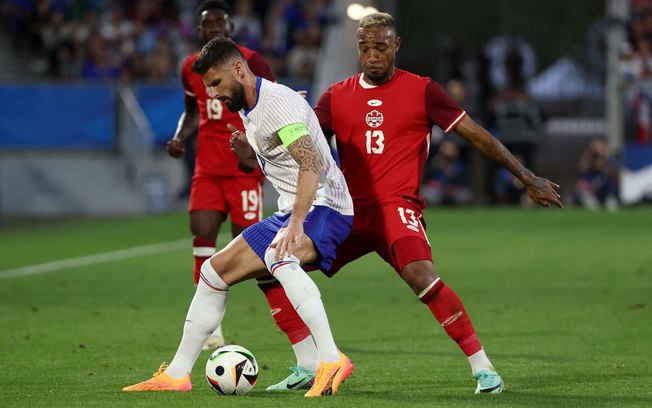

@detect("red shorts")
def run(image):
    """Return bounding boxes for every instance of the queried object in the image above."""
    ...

[189,173,263,227]
[326,198,432,276]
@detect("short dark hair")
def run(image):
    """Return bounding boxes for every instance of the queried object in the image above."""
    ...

[196,0,231,18]
[191,37,244,75]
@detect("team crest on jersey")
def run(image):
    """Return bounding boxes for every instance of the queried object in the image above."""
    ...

[366,109,384,128]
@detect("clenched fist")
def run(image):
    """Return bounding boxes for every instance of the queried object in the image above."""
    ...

[167,138,185,158]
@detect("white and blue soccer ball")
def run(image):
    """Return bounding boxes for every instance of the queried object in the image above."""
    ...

[205,345,258,395]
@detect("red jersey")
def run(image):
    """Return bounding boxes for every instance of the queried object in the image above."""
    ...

[315,69,466,208]
[181,45,274,177]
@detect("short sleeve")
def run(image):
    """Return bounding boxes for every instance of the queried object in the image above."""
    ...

[425,81,466,133]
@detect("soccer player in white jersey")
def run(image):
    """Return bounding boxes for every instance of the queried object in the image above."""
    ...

[122,37,354,397]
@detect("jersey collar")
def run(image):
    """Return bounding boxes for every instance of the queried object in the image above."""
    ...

[244,76,263,116]
[359,69,398,88]
[359,74,377,89]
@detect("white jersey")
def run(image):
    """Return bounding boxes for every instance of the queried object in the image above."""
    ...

[240,77,353,215]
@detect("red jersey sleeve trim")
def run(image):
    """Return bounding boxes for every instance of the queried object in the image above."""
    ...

[444,111,467,133]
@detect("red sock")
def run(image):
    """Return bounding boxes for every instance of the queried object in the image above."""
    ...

[258,280,310,344]
[419,279,482,356]
[192,237,215,285]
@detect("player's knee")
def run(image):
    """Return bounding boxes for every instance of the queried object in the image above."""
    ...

[265,248,299,271]
[200,258,229,290]
[191,224,217,240]
[190,212,222,239]
[401,260,439,295]
[263,249,276,271]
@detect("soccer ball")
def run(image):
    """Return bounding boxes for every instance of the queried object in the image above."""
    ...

[205,345,258,395]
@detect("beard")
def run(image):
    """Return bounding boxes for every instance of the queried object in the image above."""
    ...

[365,71,384,83]
[223,81,247,112]
[364,63,395,85]
[364,68,388,84]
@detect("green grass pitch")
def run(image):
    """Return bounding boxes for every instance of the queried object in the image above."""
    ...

[1,208,651,407]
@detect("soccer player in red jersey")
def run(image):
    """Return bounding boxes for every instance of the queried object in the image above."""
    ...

[167,0,275,349]
[256,12,563,393]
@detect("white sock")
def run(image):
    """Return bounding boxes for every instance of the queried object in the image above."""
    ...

[468,348,496,376]
[265,251,340,364]
[165,260,229,379]
[195,274,223,341]
[292,335,319,372]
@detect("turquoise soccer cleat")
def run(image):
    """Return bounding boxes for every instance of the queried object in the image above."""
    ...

[474,370,504,394]
[266,367,315,391]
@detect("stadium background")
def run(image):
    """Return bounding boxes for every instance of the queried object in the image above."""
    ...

[1,1,651,407]
[2,0,649,221]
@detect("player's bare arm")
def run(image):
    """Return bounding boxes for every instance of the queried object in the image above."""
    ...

[168,96,199,158]
[271,134,323,261]
[455,115,563,208]
[289,135,324,176]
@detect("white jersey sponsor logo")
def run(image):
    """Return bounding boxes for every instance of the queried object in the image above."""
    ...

[367,99,383,106]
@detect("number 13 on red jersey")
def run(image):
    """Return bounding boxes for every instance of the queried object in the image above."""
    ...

[365,130,384,154]
[398,207,420,232]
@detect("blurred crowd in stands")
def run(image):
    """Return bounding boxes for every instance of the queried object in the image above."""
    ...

[422,33,544,207]
[622,0,652,144]
[0,1,627,209]
[0,0,329,82]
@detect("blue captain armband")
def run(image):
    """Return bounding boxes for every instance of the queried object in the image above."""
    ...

[278,123,309,147]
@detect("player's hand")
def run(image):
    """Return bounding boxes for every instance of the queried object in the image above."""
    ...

[269,224,304,261]
[238,157,258,173]
[227,123,255,159]
[525,176,563,208]
[167,138,185,158]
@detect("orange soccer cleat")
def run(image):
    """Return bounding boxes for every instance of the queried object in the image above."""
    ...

[304,351,353,397]
[122,363,192,392]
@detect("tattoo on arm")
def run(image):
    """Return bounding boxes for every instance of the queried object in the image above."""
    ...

[287,135,324,175]
[485,139,514,166]
[475,137,533,183]
[459,119,534,184]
